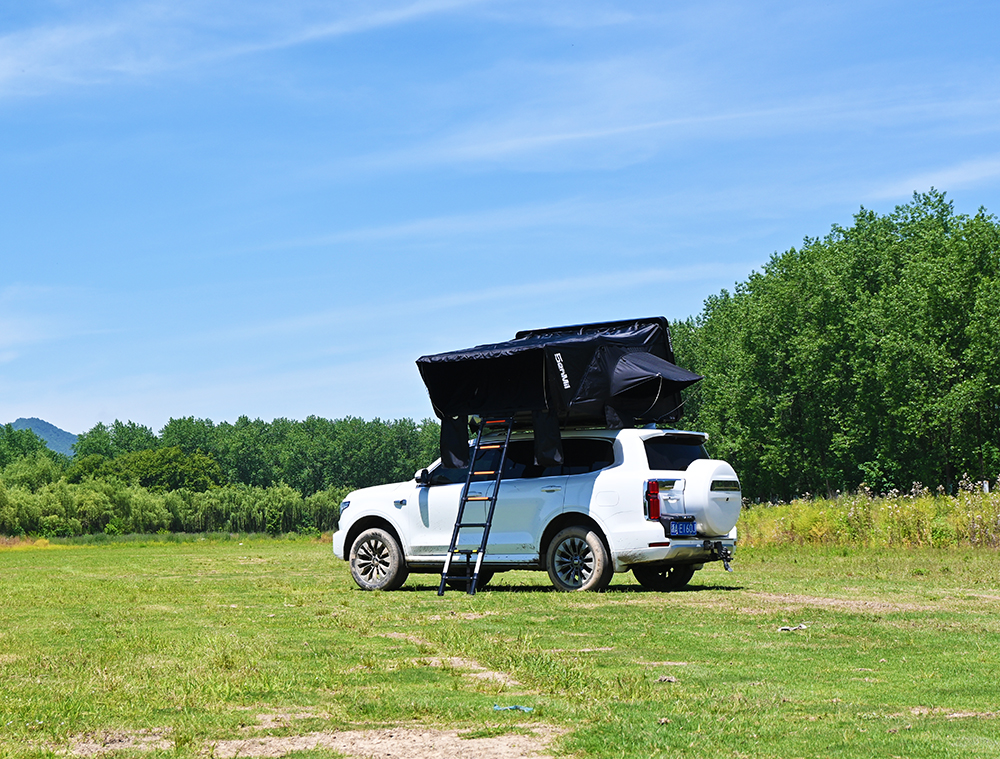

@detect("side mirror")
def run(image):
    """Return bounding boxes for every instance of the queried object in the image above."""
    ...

[415,468,430,486]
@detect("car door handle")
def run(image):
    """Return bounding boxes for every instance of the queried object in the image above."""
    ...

[393,499,407,507]
[541,486,562,493]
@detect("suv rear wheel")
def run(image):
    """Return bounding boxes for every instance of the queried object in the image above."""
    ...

[632,564,695,592]
[349,528,409,591]
[546,526,613,592]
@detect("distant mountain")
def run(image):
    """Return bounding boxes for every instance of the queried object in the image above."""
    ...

[11,418,78,457]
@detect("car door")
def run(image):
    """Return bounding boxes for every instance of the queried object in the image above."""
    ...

[487,440,565,560]
[407,440,566,562]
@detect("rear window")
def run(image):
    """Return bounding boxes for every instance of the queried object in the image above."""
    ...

[643,435,708,471]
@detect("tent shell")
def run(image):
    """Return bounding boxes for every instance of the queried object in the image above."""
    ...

[416,317,703,467]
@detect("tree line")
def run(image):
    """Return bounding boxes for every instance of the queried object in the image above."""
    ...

[0,417,441,537]
[71,415,441,496]
[673,191,1000,501]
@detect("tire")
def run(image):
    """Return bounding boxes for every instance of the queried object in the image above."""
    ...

[349,528,409,591]
[445,567,495,592]
[632,564,695,592]
[546,526,613,592]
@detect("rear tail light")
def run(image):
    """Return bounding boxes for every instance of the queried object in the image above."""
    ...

[646,480,660,520]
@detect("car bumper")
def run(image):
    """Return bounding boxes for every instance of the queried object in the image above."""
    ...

[610,536,736,572]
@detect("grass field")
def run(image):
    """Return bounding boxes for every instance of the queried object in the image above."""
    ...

[0,536,997,758]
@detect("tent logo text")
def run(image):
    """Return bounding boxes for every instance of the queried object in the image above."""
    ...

[554,352,571,389]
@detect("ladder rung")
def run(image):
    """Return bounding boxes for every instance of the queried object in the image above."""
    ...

[456,522,488,528]
[479,444,502,450]
[452,549,479,555]
[466,496,490,501]
[473,470,495,475]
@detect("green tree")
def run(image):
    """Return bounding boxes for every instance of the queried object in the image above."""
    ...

[98,447,223,492]
[0,424,50,468]
[682,191,1000,500]
[1,451,64,492]
[64,454,108,483]
[159,416,217,455]
[213,416,279,488]
[74,420,159,458]
[72,422,114,458]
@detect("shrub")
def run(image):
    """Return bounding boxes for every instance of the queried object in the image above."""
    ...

[738,485,1000,549]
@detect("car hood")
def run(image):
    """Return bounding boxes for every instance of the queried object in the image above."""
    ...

[346,479,410,504]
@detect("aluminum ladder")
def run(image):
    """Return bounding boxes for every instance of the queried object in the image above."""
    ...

[437,417,513,596]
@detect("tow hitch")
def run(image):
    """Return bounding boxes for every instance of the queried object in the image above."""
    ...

[705,540,734,572]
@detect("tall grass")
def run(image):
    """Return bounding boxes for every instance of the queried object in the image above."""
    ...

[739,478,1000,548]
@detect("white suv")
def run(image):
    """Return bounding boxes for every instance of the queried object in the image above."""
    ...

[332,427,740,592]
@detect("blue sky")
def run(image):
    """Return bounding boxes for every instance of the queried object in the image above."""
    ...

[3,0,1000,435]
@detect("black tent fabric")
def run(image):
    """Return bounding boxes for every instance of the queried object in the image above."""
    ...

[416,317,702,467]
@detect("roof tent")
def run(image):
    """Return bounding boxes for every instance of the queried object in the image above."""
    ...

[416,317,703,468]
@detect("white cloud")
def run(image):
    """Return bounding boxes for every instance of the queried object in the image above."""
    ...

[350,55,1000,174]
[0,285,109,350]
[255,197,598,249]
[0,0,492,96]
[184,260,749,349]
[870,155,1000,200]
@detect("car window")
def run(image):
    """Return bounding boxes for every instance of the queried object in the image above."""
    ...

[504,438,614,478]
[562,438,616,474]
[429,445,502,485]
[428,437,615,484]
[643,435,708,471]
[502,440,561,479]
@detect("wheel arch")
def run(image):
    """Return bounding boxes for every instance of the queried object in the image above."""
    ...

[540,511,611,561]
[344,516,406,558]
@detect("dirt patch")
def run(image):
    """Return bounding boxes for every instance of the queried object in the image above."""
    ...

[250,708,329,730]
[207,725,563,758]
[61,724,563,758]
[417,656,522,687]
[66,729,172,756]
[381,633,523,688]
[905,707,999,720]
[747,592,935,614]
[383,631,432,646]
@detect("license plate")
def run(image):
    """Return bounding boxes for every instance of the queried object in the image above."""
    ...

[669,521,697,537]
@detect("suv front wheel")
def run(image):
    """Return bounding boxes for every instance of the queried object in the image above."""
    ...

[349,528,409,591]
[546,526,613,592]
